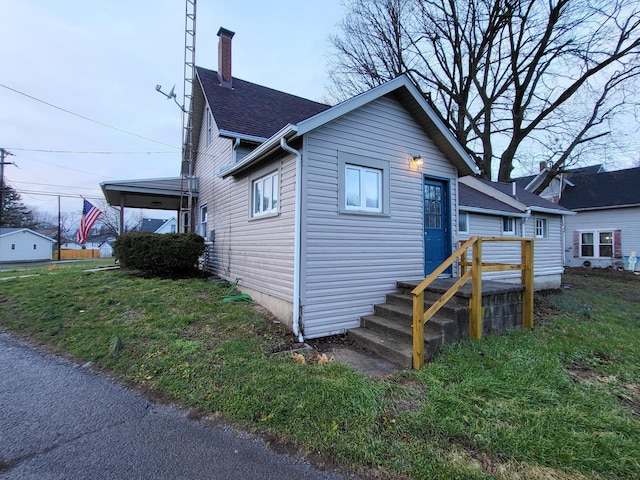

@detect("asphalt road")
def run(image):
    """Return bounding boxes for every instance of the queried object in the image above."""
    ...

[0,333,343,479]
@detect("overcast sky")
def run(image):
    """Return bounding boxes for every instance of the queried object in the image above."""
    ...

[0,0,343,220]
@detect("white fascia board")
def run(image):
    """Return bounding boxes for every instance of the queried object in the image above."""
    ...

[459,176,526,211]
[219,124,297,178]
[295,75,479,175]
[529,206,576,216]
[459,206,528,218]
[524,169,547,191]
[218,130,268,143]
[1,229,57,243]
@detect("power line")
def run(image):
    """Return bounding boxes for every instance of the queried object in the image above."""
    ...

[7,148,176,155]
[0,83,181,149]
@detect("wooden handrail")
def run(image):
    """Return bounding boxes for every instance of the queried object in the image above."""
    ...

[411,236,535,368]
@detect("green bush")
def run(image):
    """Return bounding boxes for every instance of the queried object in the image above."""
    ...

[113,232,205,277]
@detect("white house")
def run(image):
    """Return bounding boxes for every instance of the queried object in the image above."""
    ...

[0,228,57,263]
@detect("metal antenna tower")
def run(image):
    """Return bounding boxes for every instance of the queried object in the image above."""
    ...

[180,0,197,232]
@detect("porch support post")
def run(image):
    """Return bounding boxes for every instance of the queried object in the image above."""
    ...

[522,239,534,329]
[470,238,482,339]
[412,291,425,369]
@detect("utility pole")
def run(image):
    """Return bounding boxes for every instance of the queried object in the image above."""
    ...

[0,148,16,227]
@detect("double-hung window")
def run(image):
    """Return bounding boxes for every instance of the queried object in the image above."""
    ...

[200,205,208,237]
[252,171,279,217]
[502,217,515,235]
[535,218,547,238]
[579,230,615,258]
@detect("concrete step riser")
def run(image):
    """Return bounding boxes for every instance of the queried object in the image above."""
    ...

[384,293,468,323]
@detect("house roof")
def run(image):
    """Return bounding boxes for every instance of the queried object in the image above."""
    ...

[459,177,572,216]
[220,74,480,178]
[0,228,57,243]
[100,177,194,210]
[196,66,331,140]
[514,164,604,191]
[558,166,640,210]
[141,218,167,233]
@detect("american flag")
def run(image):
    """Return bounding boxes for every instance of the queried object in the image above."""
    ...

[76,199,102,244]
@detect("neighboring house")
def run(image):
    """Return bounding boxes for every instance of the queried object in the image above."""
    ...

[0,228,57,263]
[516,165,640,270]
[458,177,573,289]
[559,167,640,269]
[102,27,568,340]
[141,217,177,234]
[61,226,114,257]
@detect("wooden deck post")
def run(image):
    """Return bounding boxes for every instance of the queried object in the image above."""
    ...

[470,238,482,339]
[522,239,534,329]
[412,291,425,369]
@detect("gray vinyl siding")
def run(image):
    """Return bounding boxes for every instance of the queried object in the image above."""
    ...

[300,94,458,338]
[460,212,563,286]
[564,207,640,268]
[193,109,295,303]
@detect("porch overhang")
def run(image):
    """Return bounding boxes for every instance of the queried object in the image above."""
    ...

[100,177,198,211]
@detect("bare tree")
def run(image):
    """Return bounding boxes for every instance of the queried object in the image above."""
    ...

[329,0,640,189]
[95,201,144,239]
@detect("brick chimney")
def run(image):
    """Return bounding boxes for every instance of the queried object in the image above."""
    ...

[217,27,235,88]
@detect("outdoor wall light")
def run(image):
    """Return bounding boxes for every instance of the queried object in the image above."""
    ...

[410,155,424,168]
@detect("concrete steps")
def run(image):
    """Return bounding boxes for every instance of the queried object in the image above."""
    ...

[348,278,524,368]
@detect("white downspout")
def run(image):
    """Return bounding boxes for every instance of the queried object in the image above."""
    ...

[280,136,304,342]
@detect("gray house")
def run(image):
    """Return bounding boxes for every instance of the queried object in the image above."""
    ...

[186,28,484,339]
[458,177,572,289]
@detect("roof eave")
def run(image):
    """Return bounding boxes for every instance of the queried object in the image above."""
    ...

[459,206,527,217]
[219,124,298,178]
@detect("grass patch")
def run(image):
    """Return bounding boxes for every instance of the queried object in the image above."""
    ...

[1,261,639,479]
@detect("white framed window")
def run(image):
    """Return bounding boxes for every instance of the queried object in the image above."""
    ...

[502,217,515,235]
[535,218,547,238]
[252,171,279,217]
[206,106,214,146]
[200,205,208,237]
[11,244,15,250]
[33,244,37,250]
[458,212,469,234]
[576,230,619,258]
[338,152,390,215]
[345,164,382,213]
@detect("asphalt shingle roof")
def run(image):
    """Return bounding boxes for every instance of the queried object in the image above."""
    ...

[197,67,331,140]
[558,166,640,210]
[459,183,522,214]
[474,178,571,212]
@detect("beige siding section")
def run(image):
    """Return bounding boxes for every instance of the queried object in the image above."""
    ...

[460,212,563,288]
[301,95,459,338]
[193,109,295,311]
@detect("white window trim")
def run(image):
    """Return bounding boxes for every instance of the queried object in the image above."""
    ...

[338,151,390,216]
[502,217,516,235]
[534,218,546,239]
[200,205,208,237]
[206,106,214,146]
[251,170,280,219]
[458,212,469,234]
[580,230,614,258]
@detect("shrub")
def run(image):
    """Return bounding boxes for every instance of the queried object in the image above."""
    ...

[113,232,205,277]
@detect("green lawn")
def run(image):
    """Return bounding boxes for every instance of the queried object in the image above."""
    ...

[1,260,638,479]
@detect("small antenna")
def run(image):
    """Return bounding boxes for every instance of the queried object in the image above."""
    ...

[155,84,186,112]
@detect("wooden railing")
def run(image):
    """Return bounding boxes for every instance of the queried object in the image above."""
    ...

[411,236,534,368]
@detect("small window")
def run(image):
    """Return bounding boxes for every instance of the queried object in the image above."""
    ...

[345,164,382,213]
[502,217,515,235]
[252,171,279,217]
[458,212,469,234]
[33,244,37,250]
[205,106,214,146]
[535,218,546,238]
[11,244,15,250]
[200,206,208,237]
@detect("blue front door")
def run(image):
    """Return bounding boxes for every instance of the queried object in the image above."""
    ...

[423,177,450,275]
